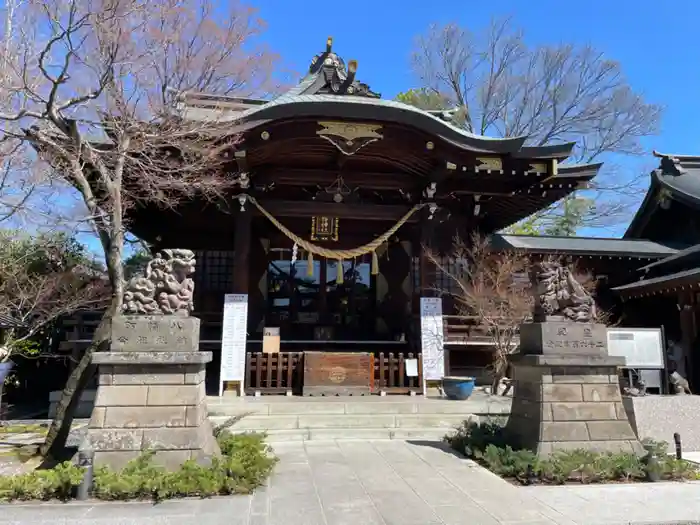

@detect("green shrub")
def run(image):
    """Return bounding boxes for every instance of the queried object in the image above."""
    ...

[92,431,277,501]
[0,431,277,502]
[0,461,84,501]
[477,444,539,480]
[445,420,700,485]
[444,419,512,457]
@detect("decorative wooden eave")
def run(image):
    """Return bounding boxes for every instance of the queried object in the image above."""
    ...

[625,150,700,239]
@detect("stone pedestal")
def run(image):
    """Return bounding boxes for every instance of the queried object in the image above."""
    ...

[82,316,220,470]
[507,322,643,457]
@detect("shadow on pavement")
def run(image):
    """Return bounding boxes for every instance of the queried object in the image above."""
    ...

[405,439,465,459]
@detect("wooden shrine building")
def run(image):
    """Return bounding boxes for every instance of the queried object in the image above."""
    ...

[49,41,700,400]
[612,152,700,391]
[119,38,608,394]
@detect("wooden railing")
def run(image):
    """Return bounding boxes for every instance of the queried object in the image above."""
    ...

[245,352,304,396]
[443,315,519,346]
[244,351,424,396]
[58,312,425,396]
[58,312,102,351]
[373,352,423,395]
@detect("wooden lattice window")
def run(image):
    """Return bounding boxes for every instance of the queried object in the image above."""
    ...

[193,250,235,292]
[413,256,464,295]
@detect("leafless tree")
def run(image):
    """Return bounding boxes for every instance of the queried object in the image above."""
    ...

[429,236,613,395]
[0,0,281,458]
[0,0,42,226]
[0,230,108,360]
[410,18,663,231]
[427,234,534,395]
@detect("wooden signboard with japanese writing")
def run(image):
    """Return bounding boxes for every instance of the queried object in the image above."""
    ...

[311,216,339,241]
[303,352,373,396]
[263,327,280,354]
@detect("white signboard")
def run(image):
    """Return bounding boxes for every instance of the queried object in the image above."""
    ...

[420,297,445,383]
[607,328,664,369]
[219,294,249,396]
[405,358,419,378]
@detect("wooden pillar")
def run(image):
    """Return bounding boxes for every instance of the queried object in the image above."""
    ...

[419,208,436,297]
[680,291,700,390]
[233,207,252,294]
[319,259,328,323]
[223,206,252,396]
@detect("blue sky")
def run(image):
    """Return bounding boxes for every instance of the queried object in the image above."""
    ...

[252,0,700,235]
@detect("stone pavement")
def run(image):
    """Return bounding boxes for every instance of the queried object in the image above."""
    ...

[0,421,89,476]
[0,440,699,524]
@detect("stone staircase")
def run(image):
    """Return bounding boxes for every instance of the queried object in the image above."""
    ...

[206,392,512,443]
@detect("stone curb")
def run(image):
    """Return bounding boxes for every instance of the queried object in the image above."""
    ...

[628,522,700,525]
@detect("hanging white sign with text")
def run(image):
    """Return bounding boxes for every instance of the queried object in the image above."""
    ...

[219,293,248,396]
[420,297,445,382]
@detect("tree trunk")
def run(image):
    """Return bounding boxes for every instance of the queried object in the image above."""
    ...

[490,350,508,396]
[490,374,502,396]
[41,210,125,459]
[39,309,113,458]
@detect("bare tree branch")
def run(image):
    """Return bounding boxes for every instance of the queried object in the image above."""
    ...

[0,0,281,458]
[0,230,108,359]
[410,18,662,231]
[427,233,534,394]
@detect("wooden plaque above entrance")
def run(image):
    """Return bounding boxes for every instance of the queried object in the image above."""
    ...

[311,216,339,241]
[303,352,373,396]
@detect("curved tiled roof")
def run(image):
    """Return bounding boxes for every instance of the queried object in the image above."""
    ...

[181,93,576,156]
[177,39,578,159]
[625,151,700,238]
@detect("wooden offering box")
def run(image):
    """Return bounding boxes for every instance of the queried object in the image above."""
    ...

[303,352,373,396]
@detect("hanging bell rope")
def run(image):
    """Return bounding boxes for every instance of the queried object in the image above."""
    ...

[242,195,426,275]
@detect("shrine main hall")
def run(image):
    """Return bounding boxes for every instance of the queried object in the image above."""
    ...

[53,39,700,398]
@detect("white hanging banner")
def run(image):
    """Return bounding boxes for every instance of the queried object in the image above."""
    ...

[420,297,445,384]
[219,293,248,396]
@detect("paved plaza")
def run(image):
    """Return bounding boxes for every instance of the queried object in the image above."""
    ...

[0,440,698,524]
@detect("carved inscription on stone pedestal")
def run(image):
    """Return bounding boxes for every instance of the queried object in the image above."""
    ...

[111,316,200,352]
[520,322,607,356]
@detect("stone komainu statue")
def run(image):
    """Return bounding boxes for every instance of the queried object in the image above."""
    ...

[122,249,196,316]
[531,261,597,323]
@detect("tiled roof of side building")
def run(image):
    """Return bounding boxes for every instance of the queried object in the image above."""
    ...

[637,243,700,273]
[612,267,700,295]
[489,234,679,258]
[0,312,25,329]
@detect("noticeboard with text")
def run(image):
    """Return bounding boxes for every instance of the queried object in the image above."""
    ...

[607,327,664,369]
[219,294,248,395]
[420,297,445,381]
